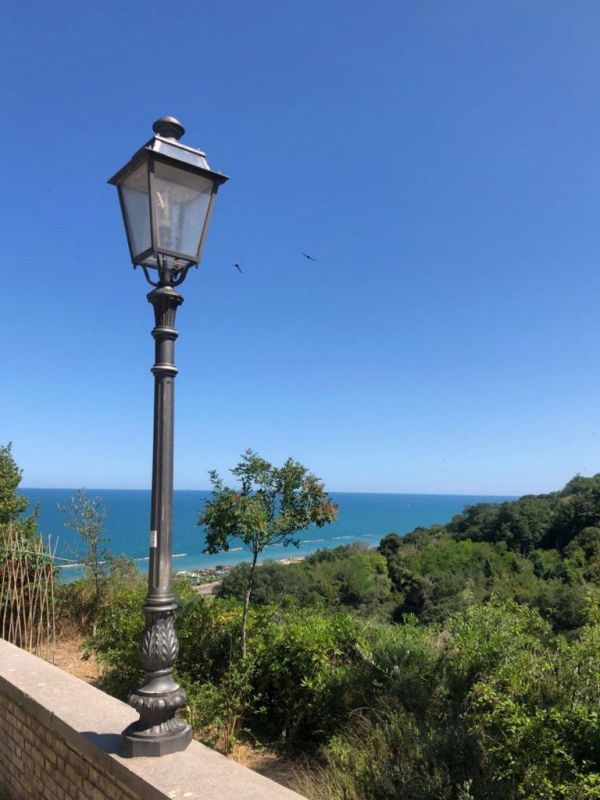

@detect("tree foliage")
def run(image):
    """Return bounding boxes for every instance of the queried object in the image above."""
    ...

[86,588,600,799]
[219,543,392,614]
[198,449,337,656]
[0,442,39,547]
[60,489,110,614]
[77,470,600,798]
[0,443,27,525]
[375,474,600,630]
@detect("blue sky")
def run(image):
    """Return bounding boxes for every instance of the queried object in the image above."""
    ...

[3,1,600,495]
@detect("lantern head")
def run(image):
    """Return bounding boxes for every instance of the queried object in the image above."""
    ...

[109,116,228,277]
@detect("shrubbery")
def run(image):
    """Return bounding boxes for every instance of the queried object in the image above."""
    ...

[88,590,365,751]
[56,556,145,636]
[72,472,600,797]
[299,600,600,799]
[219,543,393,616]
[85,587,600,798]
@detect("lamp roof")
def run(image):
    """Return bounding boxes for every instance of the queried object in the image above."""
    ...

[108,116,228,186]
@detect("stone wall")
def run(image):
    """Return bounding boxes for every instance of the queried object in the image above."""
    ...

[0,639,304,800]
[0,692,140,800]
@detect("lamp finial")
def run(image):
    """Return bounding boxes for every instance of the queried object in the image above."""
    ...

[152,116,185,141]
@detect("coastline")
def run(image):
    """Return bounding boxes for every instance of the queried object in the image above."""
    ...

[176,554,307,591]
[35,490,515,584]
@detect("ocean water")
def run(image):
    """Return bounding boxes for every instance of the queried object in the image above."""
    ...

[20,488,515,580]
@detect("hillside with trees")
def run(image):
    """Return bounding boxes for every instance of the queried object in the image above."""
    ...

[84,473,600,799]
[4,443,600,799]
[218,473,600,634]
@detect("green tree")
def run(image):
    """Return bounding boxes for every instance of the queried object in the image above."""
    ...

[60,489,110,616]
[0,443,28,527]
[0,442,40,549]
[546,475,600,550]
[218,560,314,606]
[495,496,555,555]
[198,449,338,658]
[219,544,393,614]
[378,533,403,559]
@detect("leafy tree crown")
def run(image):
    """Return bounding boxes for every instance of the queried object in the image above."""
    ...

[198,449,338,556]
[0,443,27,525]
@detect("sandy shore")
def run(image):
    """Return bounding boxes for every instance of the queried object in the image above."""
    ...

[177,555,306,595]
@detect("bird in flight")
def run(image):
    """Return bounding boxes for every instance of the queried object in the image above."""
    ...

[302,252,316,261]
[233,263,242,273]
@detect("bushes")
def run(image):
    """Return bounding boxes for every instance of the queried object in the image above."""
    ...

[44,469,600,797]
[296,600,600,800]
[56,556,146,635]
[83,580,600,798]
[83,581,146,697]
[87,591,366,751]
[295,712,452,800]
[250,609,365,748]
[458,605,600,798]
[219,545,393,616]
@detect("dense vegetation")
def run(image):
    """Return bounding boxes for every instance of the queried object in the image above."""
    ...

[78,473,600,799]
[217,474,600,633]
[2,447,597,799]
[218,544,392,615]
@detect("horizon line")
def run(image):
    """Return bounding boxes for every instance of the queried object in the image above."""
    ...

[20,486,520,499]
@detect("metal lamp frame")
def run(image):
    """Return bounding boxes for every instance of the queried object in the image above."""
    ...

[109,123,228,273]
[108,117,228,757]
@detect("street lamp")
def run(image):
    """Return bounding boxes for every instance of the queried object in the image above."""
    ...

[108,117,228,756]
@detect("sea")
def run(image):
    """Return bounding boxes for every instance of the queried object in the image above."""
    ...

[19,489,515,581]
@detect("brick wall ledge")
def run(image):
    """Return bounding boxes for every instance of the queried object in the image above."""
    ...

[0,638,305,800]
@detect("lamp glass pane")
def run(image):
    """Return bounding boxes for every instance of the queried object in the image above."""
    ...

[120,162,151,259]
[152,161,214,259]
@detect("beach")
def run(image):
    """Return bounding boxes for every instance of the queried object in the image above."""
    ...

[179,555,307,594]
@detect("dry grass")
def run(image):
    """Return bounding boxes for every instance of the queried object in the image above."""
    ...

[229,743,300,789]
[51,636,100,684]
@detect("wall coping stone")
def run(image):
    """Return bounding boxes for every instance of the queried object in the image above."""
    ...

[0,638,305,800]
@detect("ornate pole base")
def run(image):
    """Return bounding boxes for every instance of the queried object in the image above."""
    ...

[120,604,192,757]
[121,701,192,757]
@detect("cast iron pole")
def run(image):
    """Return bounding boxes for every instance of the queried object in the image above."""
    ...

[121,279,192,757]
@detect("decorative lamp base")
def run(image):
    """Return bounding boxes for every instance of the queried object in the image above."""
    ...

[121,719,192,757]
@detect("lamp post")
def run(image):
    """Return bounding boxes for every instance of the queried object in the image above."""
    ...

[108,117,228,757]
